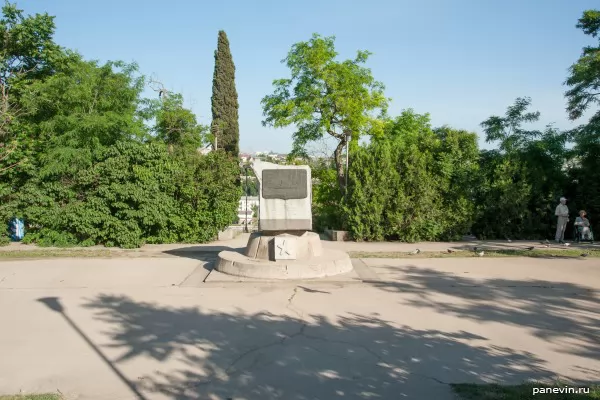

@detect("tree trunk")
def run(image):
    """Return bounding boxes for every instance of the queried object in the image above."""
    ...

[334,138,347,196]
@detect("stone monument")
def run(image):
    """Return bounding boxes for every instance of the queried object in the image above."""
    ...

[215,160,353,279]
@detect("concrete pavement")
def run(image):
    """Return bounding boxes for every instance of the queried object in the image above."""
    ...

[0,254,599,400]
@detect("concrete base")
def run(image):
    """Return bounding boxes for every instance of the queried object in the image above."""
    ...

[215,230,352,279]
[244,231,323,261]
[217,226,243,241]
[215,248,353,279]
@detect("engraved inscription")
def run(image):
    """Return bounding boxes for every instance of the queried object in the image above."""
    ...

[273,236,297,260]
[262,169,308,200]
[277,240,290,257]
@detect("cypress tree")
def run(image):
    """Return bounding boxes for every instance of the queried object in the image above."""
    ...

[211,30,240,156]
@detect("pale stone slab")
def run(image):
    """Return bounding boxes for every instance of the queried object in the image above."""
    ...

[252,160,312,231]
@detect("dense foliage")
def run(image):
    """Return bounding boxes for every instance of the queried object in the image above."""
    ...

[0,3,239,247]
[310,9,600,242]
[261,34,388,196]
[471,97,568,239]
[563,9,600,239]
[311,158,344,232]
[211,30,240,156]
[2,3,600,245]
[13,143,239,248]
[341,111,479,241]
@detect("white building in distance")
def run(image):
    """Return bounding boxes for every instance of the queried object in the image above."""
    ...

[237,196,259,225]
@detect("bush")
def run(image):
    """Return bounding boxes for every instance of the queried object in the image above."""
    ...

[343,111,479,242]
[0,234,9,246]
[3,143,240,248]
[311,160,344,232]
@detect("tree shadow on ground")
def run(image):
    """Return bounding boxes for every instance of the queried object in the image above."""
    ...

[369,266,600,361]
[163,246,241,273]
[164,246,237,260]
[79,294,587,400]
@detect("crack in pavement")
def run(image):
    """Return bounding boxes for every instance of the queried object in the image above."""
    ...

[0,272,14,285]
[283,285,384,363]
[410,371,451,385]
[286,286,304,319]
[225,323,308,375]
[287,286,298,305]
[145,321,451,394]
[223,322,389,376]
[180,287,447,391]
[300,331,384,363]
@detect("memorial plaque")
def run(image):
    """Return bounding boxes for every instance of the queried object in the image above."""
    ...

[262,169,308,200]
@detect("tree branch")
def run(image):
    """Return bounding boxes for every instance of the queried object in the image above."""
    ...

[148,76,169,99]
[0,143,17,161]
[0,159,25,174]
[327,129,344,140]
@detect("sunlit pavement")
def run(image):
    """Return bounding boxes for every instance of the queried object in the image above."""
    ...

[0,255,598,400]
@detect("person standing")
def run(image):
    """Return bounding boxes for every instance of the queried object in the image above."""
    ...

[555,197,569,243]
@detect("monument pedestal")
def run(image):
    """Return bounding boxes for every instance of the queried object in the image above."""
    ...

[215,160,352,280]
[215,231,353,279]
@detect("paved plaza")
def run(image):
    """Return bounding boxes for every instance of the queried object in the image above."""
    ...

[0,238,598,399]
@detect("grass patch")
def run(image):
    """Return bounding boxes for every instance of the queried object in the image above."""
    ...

[0,249,113,260]
[452,383,600,399]
[0,394,62,400]
[350,248,600,259]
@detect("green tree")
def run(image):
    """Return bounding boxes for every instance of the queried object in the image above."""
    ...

[480,97,541,152]
[0,140,22,176]
[473,98,567,239]
[564,10,600,232]
[261,34,388,196]
[155,92,207,151]
[0,56,149,237]
[15,142,240,248]
[433,126,480,239]
[1,2,59,132]
[471,150,533,239]
[10,57,148,191]
[0,6,241,248]
[0,56,240,247]
[343,139,395,240]
[311,157,344,232]
[0,1,61,174]
[210,30,239,156]
[343,110,479,241]
[566,138,600,228]
[565,10,600,125]
[241,164,259,196]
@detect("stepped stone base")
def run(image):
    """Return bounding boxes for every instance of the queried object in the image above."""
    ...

[215,231,353,279]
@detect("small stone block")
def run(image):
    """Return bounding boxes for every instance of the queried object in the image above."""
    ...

[274,236,297,260]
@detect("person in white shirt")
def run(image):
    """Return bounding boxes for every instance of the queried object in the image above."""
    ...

[555,197,569,243]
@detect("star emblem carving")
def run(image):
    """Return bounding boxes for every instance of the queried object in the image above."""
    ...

[277,240,291,256]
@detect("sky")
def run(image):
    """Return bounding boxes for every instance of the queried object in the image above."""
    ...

[19,0,600,153]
